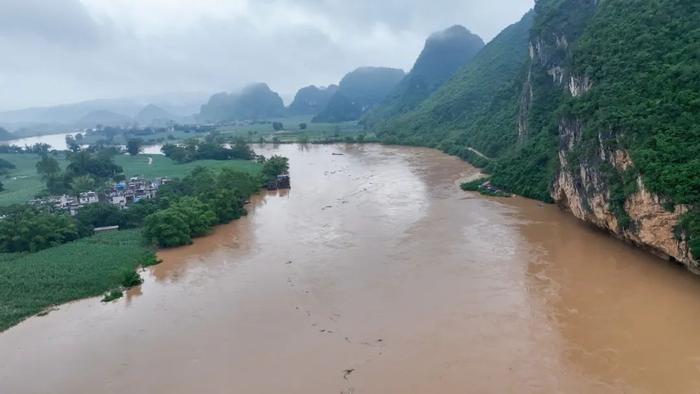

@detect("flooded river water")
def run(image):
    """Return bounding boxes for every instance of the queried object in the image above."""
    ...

[2,144,700,393]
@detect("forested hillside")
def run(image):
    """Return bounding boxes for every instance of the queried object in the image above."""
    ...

[377,11,533,161]
[287,85,338,116]
[377,0,699,268]
[312,67,405,122]
[199,83,285,122]
[363,25,484,126]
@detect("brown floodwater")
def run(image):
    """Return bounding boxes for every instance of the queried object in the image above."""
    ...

[2,144,700,393]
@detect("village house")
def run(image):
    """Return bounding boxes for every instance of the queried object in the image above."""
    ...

[30,191,100,216]
[29,177,169,215]
[105,177,169,208]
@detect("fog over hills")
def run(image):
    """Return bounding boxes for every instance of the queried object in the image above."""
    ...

[287,85,339,116]
[363,24,485,125]
[0,0,533,112]
[0,92,209,134]
[313,67,406,122]
[198,83,286,123]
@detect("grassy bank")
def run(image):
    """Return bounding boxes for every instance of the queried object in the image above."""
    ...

[0,153,53,206]
[0,153,260,206]
[0,229,152,332]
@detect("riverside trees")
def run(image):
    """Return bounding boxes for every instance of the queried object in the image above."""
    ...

[143,166,259,247]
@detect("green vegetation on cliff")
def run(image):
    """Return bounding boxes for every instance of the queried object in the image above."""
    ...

[378,0,699,257]
[377,12,533,153]
[562,0,700,251]
[377,10,556,199]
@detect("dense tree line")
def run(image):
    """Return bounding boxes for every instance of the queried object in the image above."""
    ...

[0,206,79,252]
[36,147,123,196]
[161,136,255,163]
[143,166,259,247]
[0,163,265,252]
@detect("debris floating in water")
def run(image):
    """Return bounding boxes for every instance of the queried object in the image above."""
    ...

[343,368,355,380]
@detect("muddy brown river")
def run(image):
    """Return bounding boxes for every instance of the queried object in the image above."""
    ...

[2,144,700,393]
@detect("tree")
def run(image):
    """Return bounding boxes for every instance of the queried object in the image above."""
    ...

[230,138,255,160]
[65,135,80,152]
[126,138,143,156]
[143,210,192,247]
[28,143,50,154]
[299,123,308,130]
[36,155,61,180]
[65,150,122,180]
[272,121,284,131]
[262,155,289,182]
[171,197,217,237]
[75,203,127,236]
[36,155,66,194]
[0,206,79,252]
[71,175,96,196]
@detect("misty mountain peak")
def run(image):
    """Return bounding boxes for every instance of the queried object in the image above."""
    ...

[361,24,484,125]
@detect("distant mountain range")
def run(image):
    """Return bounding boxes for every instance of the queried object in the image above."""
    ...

[0,24,487,133]
[0,127,13,141]
[287,85,339,116]
[0,92,209,136]
[198,83,286,123]
[312,67,406,123]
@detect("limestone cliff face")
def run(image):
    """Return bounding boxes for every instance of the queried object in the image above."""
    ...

[523,0,697,269]
[551,119,697,269]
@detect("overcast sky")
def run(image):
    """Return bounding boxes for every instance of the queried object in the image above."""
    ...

[0,0,533,111]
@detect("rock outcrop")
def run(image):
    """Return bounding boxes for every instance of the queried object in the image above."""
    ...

[528,0,698,269]
[552,119,696,268]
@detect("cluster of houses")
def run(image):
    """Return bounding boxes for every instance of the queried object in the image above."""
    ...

[30,177,170,215]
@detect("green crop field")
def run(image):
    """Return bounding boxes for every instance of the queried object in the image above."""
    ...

[0,229,152,332]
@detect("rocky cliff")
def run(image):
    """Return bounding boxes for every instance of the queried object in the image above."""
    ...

[378,0,699,271]
[552,119,696,268]
[523,0,698,268]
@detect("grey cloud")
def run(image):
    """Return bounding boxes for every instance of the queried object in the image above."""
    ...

[0,0,104,48]
[0,0,533,111]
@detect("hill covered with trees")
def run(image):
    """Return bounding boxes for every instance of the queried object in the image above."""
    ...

[313,67,405,123]
[363,25,485,126]
[287,85,339,116]
[375,0,700,269]
[199,83,286,123]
